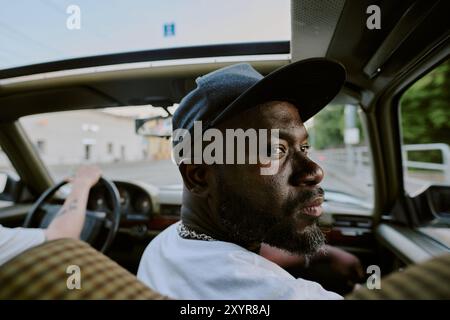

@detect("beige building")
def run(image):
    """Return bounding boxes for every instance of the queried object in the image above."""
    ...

[0,107,175,170]
[18,110,149,165]
[147,136,172,160]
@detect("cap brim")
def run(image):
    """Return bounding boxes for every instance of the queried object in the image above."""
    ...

[210,57,346,126]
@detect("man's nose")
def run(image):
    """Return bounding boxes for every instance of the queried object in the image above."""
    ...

[289,154,324,187]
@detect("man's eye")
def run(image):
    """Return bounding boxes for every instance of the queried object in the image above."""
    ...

[269,145,286,157]
[300,144,310,153]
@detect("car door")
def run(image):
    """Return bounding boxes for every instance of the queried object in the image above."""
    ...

[375,58,450,267]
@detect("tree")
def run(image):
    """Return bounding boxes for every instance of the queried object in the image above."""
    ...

[401,59,450,162]
[310,105,345,150]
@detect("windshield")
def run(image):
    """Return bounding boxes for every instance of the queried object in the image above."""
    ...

[0,0,290,71]
[19,104,374,212]
[19,107,182,187]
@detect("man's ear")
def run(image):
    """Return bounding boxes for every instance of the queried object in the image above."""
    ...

[179,163,209,197]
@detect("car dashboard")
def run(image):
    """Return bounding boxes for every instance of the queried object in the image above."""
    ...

[88,181,152,219]
[87,181,180,235]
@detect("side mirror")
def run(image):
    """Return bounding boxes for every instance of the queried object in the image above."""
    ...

[135,116,173,139]
[394,184,450,225]
[425,185,450,217]
[0,171,22,202]
[0,172,7,194]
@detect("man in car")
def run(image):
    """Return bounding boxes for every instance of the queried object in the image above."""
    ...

[0,165,101,265]
[137,59,362,299]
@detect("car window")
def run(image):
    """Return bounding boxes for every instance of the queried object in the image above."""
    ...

[400,59,450,196]
[306,104,374,212]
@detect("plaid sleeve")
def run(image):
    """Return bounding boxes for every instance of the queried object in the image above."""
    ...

[346,254,450,300]
[0,238,169,300]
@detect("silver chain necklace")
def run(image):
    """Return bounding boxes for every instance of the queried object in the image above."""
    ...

[177,222,216,241]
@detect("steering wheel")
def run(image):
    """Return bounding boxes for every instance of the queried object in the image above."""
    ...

[23,177,121,253]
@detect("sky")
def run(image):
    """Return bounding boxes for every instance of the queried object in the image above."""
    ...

[0,0,290,70]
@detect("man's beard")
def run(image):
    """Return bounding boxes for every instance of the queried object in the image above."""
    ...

[216,172,326,257]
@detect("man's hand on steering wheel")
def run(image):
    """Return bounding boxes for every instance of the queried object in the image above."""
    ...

[45,165,102,241]
[67,165,102,189]
[24,164,121,252]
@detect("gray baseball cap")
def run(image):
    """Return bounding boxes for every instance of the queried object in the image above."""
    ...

[172,57,346,138]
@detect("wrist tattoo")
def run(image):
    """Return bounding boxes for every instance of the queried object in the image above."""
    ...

[57,198,79,216]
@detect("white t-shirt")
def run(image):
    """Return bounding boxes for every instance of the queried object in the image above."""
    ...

[137,222,342,300]
[0,225,46,266]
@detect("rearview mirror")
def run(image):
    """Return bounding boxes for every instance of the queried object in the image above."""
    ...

[135,116,172,138]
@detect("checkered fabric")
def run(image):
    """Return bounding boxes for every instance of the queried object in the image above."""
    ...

[0,238,168,300]
[346,253,450,300]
